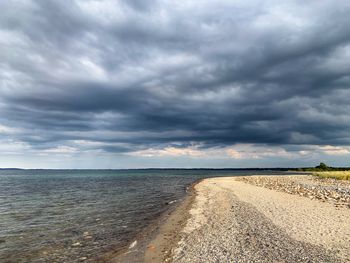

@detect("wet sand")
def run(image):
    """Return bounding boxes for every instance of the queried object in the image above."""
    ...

[144,175,350,262]
[144,184,197,263]
[111,182,199,263]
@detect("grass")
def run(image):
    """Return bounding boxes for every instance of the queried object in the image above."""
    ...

[313,171,350,180]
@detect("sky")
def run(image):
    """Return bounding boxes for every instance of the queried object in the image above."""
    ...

[1,0,350,168]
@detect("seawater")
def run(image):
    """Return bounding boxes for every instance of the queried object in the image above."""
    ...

[0,169,290,262]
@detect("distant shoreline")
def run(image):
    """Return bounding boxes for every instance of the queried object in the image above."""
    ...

[0,167,339,171]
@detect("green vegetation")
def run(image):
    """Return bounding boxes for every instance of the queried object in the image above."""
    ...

[295,162,350,172]
[292,163,350,180]
[313,171,350,180]
[315,162,328,170]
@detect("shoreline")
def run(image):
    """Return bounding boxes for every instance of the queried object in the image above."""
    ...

[144,179,201,263]
[143,175,350,262]
[110,180,202,263]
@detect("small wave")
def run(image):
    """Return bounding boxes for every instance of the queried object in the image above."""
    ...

[129,240,137,249]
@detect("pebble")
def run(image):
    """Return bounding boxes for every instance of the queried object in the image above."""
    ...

[171,176,345,263]
[237,175,350,208]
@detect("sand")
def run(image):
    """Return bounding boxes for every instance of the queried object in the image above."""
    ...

[145,176,350,263]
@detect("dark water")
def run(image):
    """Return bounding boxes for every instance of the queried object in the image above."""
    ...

[0,169,291,262]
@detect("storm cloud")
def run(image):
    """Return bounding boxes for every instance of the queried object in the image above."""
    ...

[1,0,350,168]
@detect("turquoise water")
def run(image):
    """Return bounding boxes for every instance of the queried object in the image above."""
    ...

[0,169,290,262]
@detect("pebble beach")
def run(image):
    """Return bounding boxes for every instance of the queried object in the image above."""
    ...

[145,175,350,263]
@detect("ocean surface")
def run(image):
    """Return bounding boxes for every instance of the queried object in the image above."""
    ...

[0,169,292,262]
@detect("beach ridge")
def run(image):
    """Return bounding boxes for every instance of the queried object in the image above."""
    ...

[145,175,350,262]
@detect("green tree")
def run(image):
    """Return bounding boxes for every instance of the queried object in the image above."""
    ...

[316,162,328,170]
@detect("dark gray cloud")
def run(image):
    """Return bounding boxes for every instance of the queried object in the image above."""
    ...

[1,0,350,165]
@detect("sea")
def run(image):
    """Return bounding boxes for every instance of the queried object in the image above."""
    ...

[0,169,293,262]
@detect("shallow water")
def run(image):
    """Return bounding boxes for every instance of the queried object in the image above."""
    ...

[0,169,290,262]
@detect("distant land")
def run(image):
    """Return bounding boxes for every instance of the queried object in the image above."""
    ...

[0,168,24,170]
[0,167,301,171]
[0,164,349,171]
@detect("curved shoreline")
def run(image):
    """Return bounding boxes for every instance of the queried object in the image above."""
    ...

[110,179,202,263]
[144,175,350,262]
[144,179,201,263]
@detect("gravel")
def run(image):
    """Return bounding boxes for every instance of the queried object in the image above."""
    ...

[170,176,349,263]
[236,175,350,208]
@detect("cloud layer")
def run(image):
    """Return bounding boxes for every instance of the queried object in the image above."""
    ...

[1,0,350,167]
